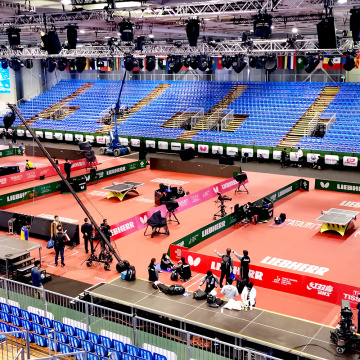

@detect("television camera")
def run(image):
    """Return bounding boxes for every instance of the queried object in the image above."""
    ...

[213,192,232,219]
[330,299,360,354]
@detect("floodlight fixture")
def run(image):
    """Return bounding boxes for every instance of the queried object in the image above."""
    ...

[145,56,156,71]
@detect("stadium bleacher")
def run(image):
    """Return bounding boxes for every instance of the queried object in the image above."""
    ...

[3,79,360,154]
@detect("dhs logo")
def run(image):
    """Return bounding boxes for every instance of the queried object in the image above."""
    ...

[0,178,7,185]
[307,282,333,297]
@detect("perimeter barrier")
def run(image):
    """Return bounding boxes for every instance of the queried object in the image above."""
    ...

[0,277,293,360]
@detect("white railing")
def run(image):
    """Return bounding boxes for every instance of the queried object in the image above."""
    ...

[305,112,321,137]
[326,113,336,132]
[220,109,234,130]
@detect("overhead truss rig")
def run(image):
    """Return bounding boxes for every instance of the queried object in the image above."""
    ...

[0,38,355,58]
[3,0,360,28]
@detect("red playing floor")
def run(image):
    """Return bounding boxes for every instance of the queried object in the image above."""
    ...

[3,168,359,327]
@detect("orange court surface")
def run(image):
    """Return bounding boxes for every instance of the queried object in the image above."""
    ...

[1,154,359,328]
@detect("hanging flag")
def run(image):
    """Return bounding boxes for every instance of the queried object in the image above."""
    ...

[296,56,306,70]
[209,57,217,71]
[355,51,360,68]
[84,58,90,71]
[323,56,342,70]
[157,58,167,70]
[100,59,108,72]
[216,57,223,70]
[316,55,323,69]
[277,55,283,69]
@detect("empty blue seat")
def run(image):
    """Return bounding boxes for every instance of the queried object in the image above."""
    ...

[10,315,21,327]
[49,339,60,352]
[31,313,41,324]
[109,351,121,360]
[21,331,34,343]
[87,353,100,360]
[100,335,113,348]
[59,343,73,354]
[138,348,152,360]
[153,354,167,360]
[21,319,32,331]
[113,340,125,352]
[94,344,108,357]
[10,306,20,317]
[41,317,53,328]
[0,312,9,323]
[32,324,43,335]
[75,327,87,340]
[53,320,64,332]
[125,344,139,357]
[57,332,68,343]
[64,324,76,336]
[81,339,93,352]
[121,354,135,360]
[88,331,100,344]
[33,334,48,347]
[0,303,10,313]
[0,322,9,332]
[68,335,80,348]
[20,310,30,320]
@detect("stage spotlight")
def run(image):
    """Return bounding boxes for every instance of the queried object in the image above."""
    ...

[184,55,191,68]
[186,18,200,47]
[3,111,15,130]
[304,55,320,73]
[119,19,134,42]
[9,58,22,71]
[264,55,277,72]
[328,57,334,67]
[24,59,33,69]
[169,55,183,73]
[253,11,272,39]
[221,55,232,69]
[249,56,258,68]
[66,24,78,49]
[232,55,247,74]
[190,55,198,69]
[75,57,86,73]
[343,54,356,71]
[96,58,104,68]
[46,58,57,73]
[198,55,209,71]
[6,28,21,47]
[1,59,8,69]
[145,56,156,71]
[57,57,68,71]
[41,30,62,55]
[124,54,135,71]
[137,58,144,69]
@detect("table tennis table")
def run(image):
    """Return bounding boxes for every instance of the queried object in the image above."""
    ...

[316,208,359,236]
[103,181,144,201]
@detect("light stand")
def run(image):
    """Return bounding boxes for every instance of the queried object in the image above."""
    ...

[234,173,249,195]
[7,104,123,272]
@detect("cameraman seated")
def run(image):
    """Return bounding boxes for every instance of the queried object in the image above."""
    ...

[174,257,191,281]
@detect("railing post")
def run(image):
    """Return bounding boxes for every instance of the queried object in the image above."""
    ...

[26,331,30,359]
[4,278,8,303]
[85,303,90,332]
[133,315,137,347]
[43,289,48,318]
[186,332,191,360]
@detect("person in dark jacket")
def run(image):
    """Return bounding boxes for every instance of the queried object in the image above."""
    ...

[215,248,233,288]
[148,258,159,282]
[233,249,251,284]
[54,225,66,267]
[64,158,72,179]
[199,270,220,294]
[31,260,43,299]
[81,218,93,254]
[175,257,192,281]
[280,148,287,168]
[160,253,174,270]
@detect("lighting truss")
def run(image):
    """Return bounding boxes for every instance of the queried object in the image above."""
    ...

[0,38,355,58]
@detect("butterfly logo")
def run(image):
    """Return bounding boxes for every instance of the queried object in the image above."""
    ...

[187,255,201,267]
[320,182,329,189]
[199,146,207,152]
[139,215,147,224]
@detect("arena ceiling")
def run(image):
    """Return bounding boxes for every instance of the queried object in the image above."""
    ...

[0,0,359,57]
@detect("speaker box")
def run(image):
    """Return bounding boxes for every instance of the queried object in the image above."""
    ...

[317,17,337,49]
[179,148,195,161]
[219,156,234,165]
[351,10,360,42]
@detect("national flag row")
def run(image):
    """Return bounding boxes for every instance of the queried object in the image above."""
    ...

[57,55,360,72]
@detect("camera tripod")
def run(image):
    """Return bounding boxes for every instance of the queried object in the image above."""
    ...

[213,201,227,219]
[234,181,249,195]
[166,209,180,224]
[82,238,114,271]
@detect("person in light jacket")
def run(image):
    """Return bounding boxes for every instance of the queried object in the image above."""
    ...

[241,282,256,311]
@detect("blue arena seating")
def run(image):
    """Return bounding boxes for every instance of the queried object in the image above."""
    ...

[2,79,359,153]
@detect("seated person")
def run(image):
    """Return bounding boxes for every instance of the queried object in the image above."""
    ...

[160,253,174,270]
[241,282,256,311]
[159,183,166,193]
[25,159,34,171]
[175,257,191,281]
[312,156,323,170]
[177,186,185,198]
